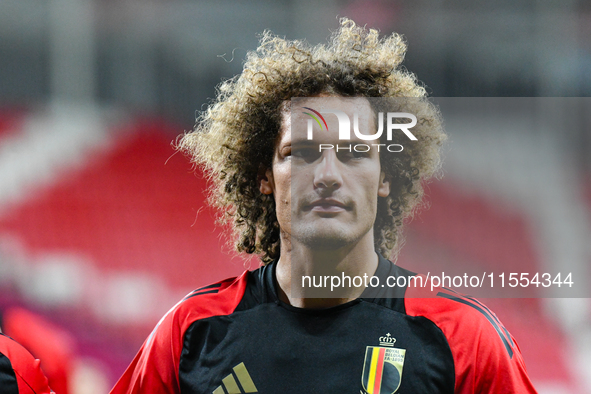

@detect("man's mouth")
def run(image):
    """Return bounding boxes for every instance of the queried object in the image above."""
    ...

[306,198,349,213]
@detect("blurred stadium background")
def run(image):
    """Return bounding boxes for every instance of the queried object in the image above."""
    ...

[0,0,590,393]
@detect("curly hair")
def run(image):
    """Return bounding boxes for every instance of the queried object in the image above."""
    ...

[178,18,446,264]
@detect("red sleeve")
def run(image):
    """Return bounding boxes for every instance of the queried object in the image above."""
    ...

[0,334,53,394]
[109,273,248,394]
[406,281,537,394]
[3,308,75,394]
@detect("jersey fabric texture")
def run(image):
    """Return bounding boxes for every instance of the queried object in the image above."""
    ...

[0,333,53,394]
[111,255,537,394]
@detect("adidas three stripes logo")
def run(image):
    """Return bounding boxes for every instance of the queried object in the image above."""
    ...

[212,362,258,394]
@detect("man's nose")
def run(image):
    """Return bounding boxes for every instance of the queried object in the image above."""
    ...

[313,151,342,191]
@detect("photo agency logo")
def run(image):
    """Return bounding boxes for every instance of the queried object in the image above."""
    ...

[301,107,418,153]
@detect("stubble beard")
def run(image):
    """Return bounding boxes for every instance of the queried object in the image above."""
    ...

[292,219,373,251]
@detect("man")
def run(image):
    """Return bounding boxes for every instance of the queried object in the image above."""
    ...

[111,19,537,393]
[1,308,109,394]
[0,332,53,394]
[2,307,75,394]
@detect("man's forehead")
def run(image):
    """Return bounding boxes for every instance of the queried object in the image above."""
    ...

[284,96,376,142]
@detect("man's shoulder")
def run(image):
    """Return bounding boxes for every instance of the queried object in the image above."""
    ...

[170,271,251,324]
[0,332,38,372]
[0,333,53,394]
[154,262,272,334]
[403,281,518,361]
[109,270,261,393]
[403,281,536,391]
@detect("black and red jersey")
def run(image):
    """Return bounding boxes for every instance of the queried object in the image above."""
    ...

[0,333,53,394]
[111,255,537,393]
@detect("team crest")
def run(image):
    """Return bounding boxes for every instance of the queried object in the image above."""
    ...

[361,335,405,394]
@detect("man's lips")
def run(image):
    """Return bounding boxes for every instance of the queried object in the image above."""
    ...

[305,198,349,213]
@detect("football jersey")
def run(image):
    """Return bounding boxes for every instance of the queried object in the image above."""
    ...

[0,333,53,394]
[110,255,537,393]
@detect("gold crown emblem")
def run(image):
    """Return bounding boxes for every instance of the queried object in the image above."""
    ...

[379,333,396,347]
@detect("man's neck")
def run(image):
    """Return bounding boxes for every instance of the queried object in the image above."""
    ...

[275,231,379,309]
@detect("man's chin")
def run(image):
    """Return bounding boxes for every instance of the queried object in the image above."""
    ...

[292,228,353,251]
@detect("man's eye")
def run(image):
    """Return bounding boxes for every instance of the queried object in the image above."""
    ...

[352,150,370,158]
[293,147,316,159]
[293,148,309,157]
[338,149,370,160]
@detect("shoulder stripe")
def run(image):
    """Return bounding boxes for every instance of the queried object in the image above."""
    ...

[183,289,220,300]
[437,292,514,358]
[501,325,515,348]
[183,283,223,300]
[195,283,223,291]
[460,295,516,349]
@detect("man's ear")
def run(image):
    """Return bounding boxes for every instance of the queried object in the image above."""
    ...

[258,166,274,195]
[378,172,391,198]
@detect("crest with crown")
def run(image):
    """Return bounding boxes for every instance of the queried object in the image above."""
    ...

[379,333,396,347]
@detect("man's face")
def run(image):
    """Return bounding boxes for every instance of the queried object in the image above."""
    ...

[259,96,390,250]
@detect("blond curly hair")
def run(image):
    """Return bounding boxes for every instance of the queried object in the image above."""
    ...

[178,18,446,263]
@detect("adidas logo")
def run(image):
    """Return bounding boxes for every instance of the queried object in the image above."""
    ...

[212,362,258,394]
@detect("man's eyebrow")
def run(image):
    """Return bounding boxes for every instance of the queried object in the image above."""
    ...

[290,139,317,146]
